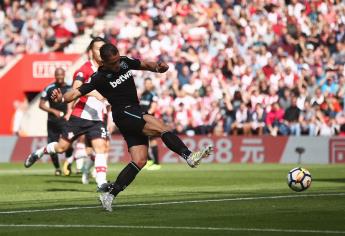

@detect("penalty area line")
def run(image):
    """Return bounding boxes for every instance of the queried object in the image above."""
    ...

[0,192,344,214]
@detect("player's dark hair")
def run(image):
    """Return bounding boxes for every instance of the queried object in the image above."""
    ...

[100,43,119,61]
[144,78,152,82]
[86,37,107,52]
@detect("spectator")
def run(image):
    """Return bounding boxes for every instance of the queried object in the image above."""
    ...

[3,0,345,137]
[231,103,251,135]
[299,100,317,136]
[284,97,301,135]
[250,103,266,135]
[0,0,111,68]
[266,102,285,136]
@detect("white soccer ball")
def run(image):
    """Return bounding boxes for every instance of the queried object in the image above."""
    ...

[287,167,312,192]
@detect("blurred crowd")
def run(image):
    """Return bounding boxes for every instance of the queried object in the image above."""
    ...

[3,0,345,136]
[97,0,344,137]
[0,0,112,68]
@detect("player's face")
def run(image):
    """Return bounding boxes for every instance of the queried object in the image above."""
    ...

[55,69,65,85]
[91,41,105,64]
[102,53,121,72]
[144,80,153,91]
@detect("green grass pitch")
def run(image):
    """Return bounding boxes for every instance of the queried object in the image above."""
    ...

[0,163,344,236]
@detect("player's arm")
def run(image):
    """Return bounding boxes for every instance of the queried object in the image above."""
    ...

[148,101,158,115]
[51,80,96,103]
[38,98,63,118]
[64,100,73,120]
[125,57,168,73]
[139,60,169,73]
[148,93,158,115]
[73,76,105,101]
[39,89,63,118]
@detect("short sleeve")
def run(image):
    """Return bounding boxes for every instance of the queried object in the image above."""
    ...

[123,56,141,70]
[152,92,158,102]
[74,71,86,82]
[41,88,49,100]
[78,73,97,96]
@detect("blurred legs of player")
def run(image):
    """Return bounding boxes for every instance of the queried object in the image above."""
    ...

[100,109,212,211]
[84,138,110,184]
[47,120,74,176]
[63,135,88,176]
[146,138,160,170]
[74,142,86,174]
[25,116,109,190]
[81,152,94,184]
[25,137,108,189]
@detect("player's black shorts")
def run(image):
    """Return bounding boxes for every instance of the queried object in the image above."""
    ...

[47,118,68,143]
[61,116,107,143]
[113,105,149,149]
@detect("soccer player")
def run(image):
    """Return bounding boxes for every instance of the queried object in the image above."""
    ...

[63,37,111,184]
[140,78,161,170]
[24,38,110,191]
[51,43,213,212]
[38,67,73,176]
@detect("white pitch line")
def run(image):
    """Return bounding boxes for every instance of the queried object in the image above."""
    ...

[0,192,344,214]
[0,224,344,234]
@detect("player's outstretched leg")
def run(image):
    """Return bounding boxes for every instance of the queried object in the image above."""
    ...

[24,142,57,168]
[161,131,213,167]
[24,139,71,168]
[186,144,213,167]
[143,115,213,167]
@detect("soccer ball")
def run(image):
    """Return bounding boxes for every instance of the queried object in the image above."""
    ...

[287,167,312,192]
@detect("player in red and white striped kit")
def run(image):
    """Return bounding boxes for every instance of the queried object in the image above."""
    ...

[63,37,111,183]
[25,37,111,192]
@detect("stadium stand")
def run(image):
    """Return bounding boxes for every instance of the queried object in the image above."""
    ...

[1,0,345,136]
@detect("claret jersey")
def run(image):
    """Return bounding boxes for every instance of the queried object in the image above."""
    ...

[78,56,141,110]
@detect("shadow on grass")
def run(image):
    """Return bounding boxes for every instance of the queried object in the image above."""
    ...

[45,179,87,184]
[27,175,82,179]
[313,178,345,183]
[46,188,92,192]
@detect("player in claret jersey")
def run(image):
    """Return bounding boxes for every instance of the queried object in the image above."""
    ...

[39,67,73,176]
[51,43,213,211]
[24,37,110,192]
[140,78,161,170]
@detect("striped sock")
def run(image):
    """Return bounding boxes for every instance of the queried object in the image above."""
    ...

[35,142,57,158]
[95,153,107,187]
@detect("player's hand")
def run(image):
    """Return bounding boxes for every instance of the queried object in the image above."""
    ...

[156,61,169,73]
[64,112,71,121]
[52,110,61,118]
[51,88,63,103]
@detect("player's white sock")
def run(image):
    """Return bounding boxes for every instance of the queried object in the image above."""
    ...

[95,153,107,187]
[66,156,74,164]
[75,142,87,158]
[35,142,57,158]
[75,158,84,171]
[82,156,94,173]
[74,142,88,171]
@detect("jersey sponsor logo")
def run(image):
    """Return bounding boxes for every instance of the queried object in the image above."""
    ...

[140,100,150,106]
[109,71,132,88]
[68,132,74,140]
[120,61,128,69]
